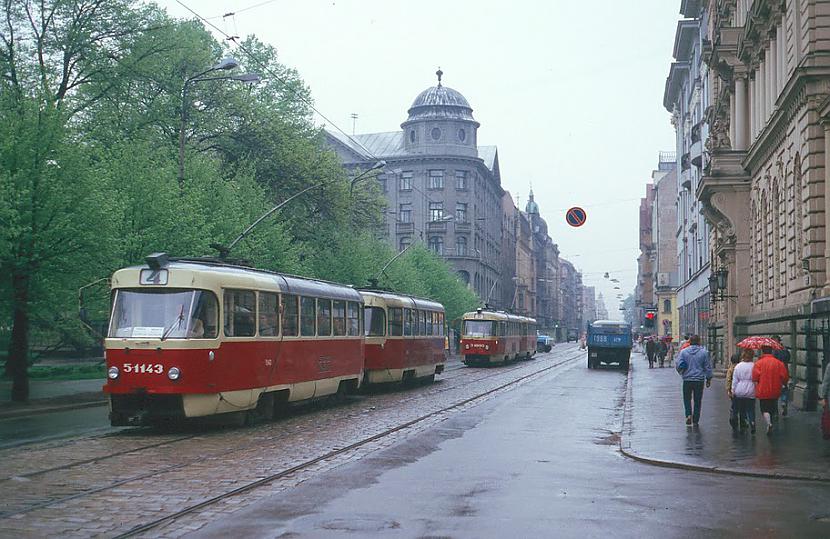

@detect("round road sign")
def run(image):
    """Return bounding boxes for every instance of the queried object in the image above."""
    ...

[565,206,587,227]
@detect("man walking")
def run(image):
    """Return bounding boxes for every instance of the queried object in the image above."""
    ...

[657,338,668,368]
[753,345,789,434]
[675,335,713,426]
[646,337,656,369]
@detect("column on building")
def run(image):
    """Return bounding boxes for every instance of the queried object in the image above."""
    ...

[759,59,766,127]
[777,24,785,92]
[769,37,777,112]
[750,74,756,140]
[824,120,830,290]
[735,72,748,150]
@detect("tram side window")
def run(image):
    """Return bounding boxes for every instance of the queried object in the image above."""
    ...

[300,296,316,337]
[437,313,444,336]
[426,312,434,336]
[389,308,403,336]
[403,308,414,336]
[333,300,346,336]
[281,294,299,337]
[347,302,360,336]
[223,289,256,337]
[259,292,279,336]
[365,306,386,336]
[318,299,332,336]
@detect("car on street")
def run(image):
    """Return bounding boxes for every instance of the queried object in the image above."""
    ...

[536,334,553,352]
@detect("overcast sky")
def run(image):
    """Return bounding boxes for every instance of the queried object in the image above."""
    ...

[154,0,682,317]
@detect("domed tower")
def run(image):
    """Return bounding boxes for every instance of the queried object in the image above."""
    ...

[525,187,539,215]
[401,69,480,157]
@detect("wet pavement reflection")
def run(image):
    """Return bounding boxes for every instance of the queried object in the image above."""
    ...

[626,352,830,479]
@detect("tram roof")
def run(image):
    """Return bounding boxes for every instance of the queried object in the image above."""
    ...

[359,290,444,312]
[112,259,363,302]
[462,310,537,324]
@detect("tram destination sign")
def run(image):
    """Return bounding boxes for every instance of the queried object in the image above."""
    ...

[565,207,587,227]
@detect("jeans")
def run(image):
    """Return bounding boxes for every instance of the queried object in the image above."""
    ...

[735,397,755,426]
[682,380,705,423]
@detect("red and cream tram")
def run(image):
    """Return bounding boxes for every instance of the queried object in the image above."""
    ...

[104,254,364,426]
[360,290,446,384]
[460,308,537,365]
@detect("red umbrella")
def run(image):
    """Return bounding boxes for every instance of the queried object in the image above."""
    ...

[736,336,783,350]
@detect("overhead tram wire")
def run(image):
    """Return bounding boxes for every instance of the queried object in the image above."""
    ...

[175,0,383,166]
[175,1,446,209]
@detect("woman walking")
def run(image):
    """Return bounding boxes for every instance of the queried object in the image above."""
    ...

[752,345,789,434]
[725,351,741,430]
[731,349,756,433]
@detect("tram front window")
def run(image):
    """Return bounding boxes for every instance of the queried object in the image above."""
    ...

[364,307,386,337]
[463,320,494,338]
[108,289,218,339]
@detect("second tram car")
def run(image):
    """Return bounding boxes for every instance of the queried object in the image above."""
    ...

[460,308,536,365]
[361,290,446,384]
[104,255,365,426]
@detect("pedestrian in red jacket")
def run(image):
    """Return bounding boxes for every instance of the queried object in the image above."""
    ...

[752,346,789,435]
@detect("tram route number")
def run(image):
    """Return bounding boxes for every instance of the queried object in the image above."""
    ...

[123,363,164,374]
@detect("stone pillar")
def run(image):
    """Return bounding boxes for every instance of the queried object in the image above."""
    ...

[750,75,756,140]
[735,74,748,150]
[759,60,767,126]
[769,39,778,109]
[823,120,830,292]
[777,24,785,90]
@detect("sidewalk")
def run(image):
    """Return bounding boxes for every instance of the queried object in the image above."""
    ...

[621,351,830,481]
[0,378,106,419]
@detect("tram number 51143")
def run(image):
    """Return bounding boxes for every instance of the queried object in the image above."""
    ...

[122,363,164,374]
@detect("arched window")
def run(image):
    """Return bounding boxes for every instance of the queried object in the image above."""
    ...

[456,236,468,256]
[772,180,781,297]
[794,153,804,269]
[458,270,470,285]
[399,236,411,253]
[760,189,768,303]
[428,236,443,255]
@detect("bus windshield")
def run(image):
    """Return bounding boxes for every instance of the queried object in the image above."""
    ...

[108,289,218,339]
[463,320,494,338]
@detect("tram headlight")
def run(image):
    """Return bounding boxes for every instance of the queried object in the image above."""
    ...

[484,345,490,351]
[465,344,470,350]
[167,366,181,381]
[107,366,119,380]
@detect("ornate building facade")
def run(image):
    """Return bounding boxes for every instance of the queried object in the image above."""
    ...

[699,0,830,409]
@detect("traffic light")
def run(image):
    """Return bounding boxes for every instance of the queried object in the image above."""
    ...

[644,310,656,328]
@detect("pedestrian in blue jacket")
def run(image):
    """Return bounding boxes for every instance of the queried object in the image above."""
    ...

[675,335,713,426]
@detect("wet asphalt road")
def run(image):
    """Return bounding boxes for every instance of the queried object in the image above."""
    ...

[194,355,830,538]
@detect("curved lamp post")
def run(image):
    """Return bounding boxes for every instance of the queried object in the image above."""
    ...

[178,57,261,189]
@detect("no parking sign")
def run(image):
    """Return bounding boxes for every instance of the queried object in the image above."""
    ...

[565,207,587,227]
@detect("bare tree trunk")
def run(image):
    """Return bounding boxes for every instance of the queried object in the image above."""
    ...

[7,271,30,402]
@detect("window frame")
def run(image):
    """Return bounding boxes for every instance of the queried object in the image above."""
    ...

[223,289,257,338]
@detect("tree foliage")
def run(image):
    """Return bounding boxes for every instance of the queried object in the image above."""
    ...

[0,1,478,401]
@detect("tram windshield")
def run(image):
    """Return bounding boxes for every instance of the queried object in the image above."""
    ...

[108,289,218,339]
[463,320,494,338]
[364,307,386,337]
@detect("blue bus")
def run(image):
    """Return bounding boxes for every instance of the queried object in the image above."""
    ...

[586,320,632,370]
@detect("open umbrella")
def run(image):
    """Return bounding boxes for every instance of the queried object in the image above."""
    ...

[736,336,783,350]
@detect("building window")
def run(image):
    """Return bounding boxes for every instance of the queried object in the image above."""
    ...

[428,169,444,189]
[399,203,412,223]
[663,299,671,313]
[455,170,468,190]
[399,236,411,252]
[456,202,467,223]
[399,171,413,191]
[458,128,466,142]
[456,236,468,256]
[458,270,470,285]
[429,202,444,222]
[378,175,388,193]
[431,127,441,140]
[428,236,444,255]
[409,129,417,143]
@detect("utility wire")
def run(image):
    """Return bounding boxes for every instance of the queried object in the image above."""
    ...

[175,0,381,162]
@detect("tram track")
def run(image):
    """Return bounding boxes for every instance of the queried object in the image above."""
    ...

[0,348,582,525]
[0,349,560,483]
[117,349,583,538]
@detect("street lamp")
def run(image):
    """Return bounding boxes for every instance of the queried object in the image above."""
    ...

[349,160,387,196]
[178,57,261,189]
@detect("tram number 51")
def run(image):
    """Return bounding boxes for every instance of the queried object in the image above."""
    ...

[123,363,164,374]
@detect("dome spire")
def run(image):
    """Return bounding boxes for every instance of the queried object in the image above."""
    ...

[436,67,443,88]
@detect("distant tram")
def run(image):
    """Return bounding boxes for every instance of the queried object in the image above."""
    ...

[459,308,536,365]
[361,290,446,384]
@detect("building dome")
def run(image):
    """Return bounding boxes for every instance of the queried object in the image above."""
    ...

[406,85,477,122]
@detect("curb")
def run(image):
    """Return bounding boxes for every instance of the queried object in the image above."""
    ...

[618,359,830,483]
[0,398,107,420]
